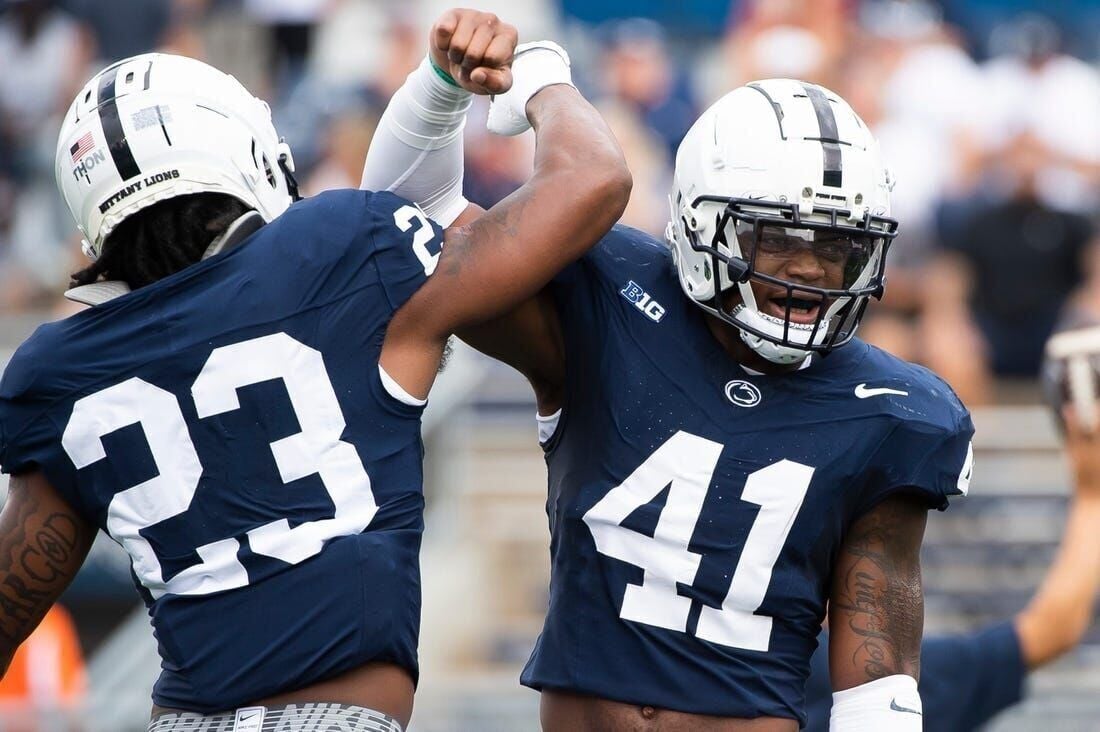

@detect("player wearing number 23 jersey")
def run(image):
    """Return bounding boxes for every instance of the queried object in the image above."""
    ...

[0,188,437,711]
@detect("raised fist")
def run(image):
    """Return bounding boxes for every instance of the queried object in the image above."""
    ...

[430,9,518,95]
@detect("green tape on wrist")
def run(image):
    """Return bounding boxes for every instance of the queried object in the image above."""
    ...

[429,58,460,88]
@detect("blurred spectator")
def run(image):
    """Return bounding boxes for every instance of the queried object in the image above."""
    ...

[461,100,531,210]
[598,18,697,162]
[805,381,1100,731]
[981,13,1100,215]
[0,0,91,181]
[310,0,391,92]
[924,133,1096,403]
[593,100,670,235]
[0,0,91,313]
[589,18,694,235]
[65,0,173,62]
[723,0,849,89]
[835,2,985,368]
[243,0,329,99]
[305,102,380,194]
[0,603,86,731]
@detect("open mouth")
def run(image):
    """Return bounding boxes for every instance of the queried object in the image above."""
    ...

[764,294,823,324]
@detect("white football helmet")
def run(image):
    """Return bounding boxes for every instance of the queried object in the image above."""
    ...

[666,79,897,364]
[55,53,299,261]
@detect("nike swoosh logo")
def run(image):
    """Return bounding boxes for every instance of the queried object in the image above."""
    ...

[890,699,922,715]
[238,712,259,721]
[855,383,909,399]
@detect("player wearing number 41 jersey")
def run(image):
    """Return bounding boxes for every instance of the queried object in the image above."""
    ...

[0,11,630,730]
[365,76,974,730]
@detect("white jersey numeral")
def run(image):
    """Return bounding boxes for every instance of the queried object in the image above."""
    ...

[62,333,377,599]
[63,378,244,599]
[394,204,439,276]
[582,430,814,652]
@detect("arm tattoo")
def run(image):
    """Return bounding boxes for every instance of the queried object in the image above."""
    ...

[831,498,925,682]
[0,477,90,650]
[441,191,531,279]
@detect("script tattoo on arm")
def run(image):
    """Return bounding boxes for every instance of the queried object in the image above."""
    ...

[829,494,928,689]
[0,473,95,675]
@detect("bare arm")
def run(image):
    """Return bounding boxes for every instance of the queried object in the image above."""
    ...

[1014,406,1100,668]
[437,205,564,413]
[829,494,928,691]
[0,472,95,676]
[381,84,630,399]
[361,9,580,409]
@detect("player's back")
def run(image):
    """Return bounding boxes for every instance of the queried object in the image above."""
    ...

[524,225,974,725]
[0,189,443,711]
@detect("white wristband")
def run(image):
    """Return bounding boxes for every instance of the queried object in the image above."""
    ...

[487,41,575,136]
[830,675,922,731]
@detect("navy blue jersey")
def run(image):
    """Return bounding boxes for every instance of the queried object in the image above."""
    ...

[521,226,974,723]
[804,624,1026,731]
[0,189,444,712]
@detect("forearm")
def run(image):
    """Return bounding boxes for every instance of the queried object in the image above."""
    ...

[1015,494,1100,668]
[360,56,472,226]
[521,84,631,263]
[0,474,94,670]
[829,496,928,689]
[431,85,629,328]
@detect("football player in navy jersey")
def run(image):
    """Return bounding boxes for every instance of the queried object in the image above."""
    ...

[804,404,1100,731]
[365,77,974,730]
[0,9,629,732]
[804,324,1100,731]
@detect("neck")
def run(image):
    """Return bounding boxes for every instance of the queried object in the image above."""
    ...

[703,312,806,375]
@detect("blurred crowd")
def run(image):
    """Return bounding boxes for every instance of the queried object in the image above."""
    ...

[0,0,1098,406]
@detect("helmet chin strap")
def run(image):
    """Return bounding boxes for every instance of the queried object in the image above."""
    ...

[278,146,301,202]
[739,329,812,365]
[730,304,819,365]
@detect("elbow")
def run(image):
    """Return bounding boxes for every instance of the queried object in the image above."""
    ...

[585,155,633,223]
[607,158,634,216]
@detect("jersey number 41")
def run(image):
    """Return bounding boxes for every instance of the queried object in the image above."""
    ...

[584,431,813,653]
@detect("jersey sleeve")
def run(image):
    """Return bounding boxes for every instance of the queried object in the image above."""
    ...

[0,337,89,520]
[0,335,52,475]
[859,385,974,514]
[275,189,442,318]
[363,190,444,313]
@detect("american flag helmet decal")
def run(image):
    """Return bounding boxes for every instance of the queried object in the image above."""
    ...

[70,131,95,162]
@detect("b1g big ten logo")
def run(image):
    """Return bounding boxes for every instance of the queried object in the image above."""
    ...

[620,281,666,323]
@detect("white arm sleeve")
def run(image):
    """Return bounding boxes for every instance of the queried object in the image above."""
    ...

[360,56,472,227]
[830,675,922,731]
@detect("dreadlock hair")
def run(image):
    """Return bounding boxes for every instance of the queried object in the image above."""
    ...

[70,193,251,290]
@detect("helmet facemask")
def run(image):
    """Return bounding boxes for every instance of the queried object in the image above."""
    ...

[682,195,897,363]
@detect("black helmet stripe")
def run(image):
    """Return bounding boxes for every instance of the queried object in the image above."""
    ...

[747,83,787,140]
[97,64,141,180]
[800,83,843,188]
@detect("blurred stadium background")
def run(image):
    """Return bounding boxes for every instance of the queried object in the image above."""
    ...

[0,0,1098,729]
